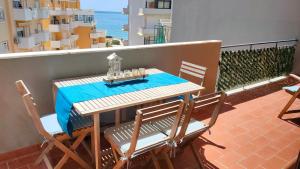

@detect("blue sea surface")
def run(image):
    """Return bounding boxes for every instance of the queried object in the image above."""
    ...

[95,11,128,40]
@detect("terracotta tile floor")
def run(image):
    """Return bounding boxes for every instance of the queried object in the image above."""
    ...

[0,78,299,169]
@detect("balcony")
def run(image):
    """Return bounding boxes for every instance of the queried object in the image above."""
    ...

[138,27,154,36]
[50,40,61,48]
[33,32,50,43]
[122,24,129,32]
[91,43,106,48]
[90,30,106,39]
[17,36,36,49]
[70,34,79,41]
[60,24,71,31]
[0,40,299,169]
[38,8,49,19]
[13,8,33,21]
[48,24,60,32]
[138,7,172,16]
[73,9,94,15]
[122,7,129,15]
[49,8,63,16]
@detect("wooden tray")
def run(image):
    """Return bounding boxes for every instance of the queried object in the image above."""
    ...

[103,74,148,84]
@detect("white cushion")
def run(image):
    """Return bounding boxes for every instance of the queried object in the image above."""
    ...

[104,121,168,155]
[40,111,92,135]
[40,114,63,135]
[152,116,207,137]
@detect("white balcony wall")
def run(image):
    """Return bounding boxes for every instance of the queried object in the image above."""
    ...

[90,30,106,38]
[13,8,33,21]
[38,8,49,19]
[17,36,36,48]
[0,41,221,153]
[60,24,71,31]
[48,24,60,32]
[139,8,172,15]
[34,32,50,43]
[50,40,61,48]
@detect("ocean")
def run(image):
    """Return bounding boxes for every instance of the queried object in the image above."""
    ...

[95,11,128,40]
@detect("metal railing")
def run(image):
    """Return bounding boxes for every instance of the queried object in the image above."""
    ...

[221,39,298,50]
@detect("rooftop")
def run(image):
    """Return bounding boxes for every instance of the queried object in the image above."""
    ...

[0,76,299,169]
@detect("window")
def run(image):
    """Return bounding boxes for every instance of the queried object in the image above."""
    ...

[0,8,5,22]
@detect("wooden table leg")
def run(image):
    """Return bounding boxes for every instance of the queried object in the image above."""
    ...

[184,93,190,103]
[93,114,101,169]
[115,109,121,127]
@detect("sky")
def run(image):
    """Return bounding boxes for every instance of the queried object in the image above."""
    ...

[81,0,128,12]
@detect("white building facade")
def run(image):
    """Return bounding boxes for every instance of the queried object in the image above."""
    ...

[125,0,172,46]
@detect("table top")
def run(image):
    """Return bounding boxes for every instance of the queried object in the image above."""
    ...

[53,68,204,115]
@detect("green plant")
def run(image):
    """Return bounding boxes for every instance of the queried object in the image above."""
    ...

[217,46,295,91]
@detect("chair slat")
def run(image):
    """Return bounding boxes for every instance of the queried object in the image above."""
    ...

[180,69,204,79]
[182,61,207,70]
[181,65,206,75]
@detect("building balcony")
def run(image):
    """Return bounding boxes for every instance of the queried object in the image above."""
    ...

[38,7,49,19]
[49,8,63,16]
[50,40,61,48]
[138,27,154,36]
[60,24,72,31]
[70,34,79,41]
[17,36,36,49]
[122,7,129,15]
[0,40,299,169]
[48,24,60,32]
[122,24,129,32]
[13,8,34,21]
[73,9,94,15]
[33,32,50,43]
[90,30,106,39]
[76,21,96,27]
[138,7,172,16]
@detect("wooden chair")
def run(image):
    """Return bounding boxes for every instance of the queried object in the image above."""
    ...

[278,74,300,118]
[15,80,93,169]
[104,100,185,169]
[179,61,207,97]
[151,91,226,168]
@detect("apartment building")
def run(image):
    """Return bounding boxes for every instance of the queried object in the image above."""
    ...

[125,0,172,46]
[0,0,106,54]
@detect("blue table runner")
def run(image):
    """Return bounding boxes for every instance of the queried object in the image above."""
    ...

[55,72,188,135]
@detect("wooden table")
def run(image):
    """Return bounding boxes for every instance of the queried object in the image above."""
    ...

[53,68,204,169]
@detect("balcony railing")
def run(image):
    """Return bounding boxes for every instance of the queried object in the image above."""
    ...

[17,36,36,49]
[217,39,298,91]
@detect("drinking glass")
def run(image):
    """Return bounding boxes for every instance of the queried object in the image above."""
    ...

[139,68,145,75]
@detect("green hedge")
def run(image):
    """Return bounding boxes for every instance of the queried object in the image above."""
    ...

[217,46,295,91]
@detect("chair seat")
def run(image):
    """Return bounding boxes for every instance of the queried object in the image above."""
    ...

[152,116,208,138]
[283,86,300,93]
[104,121,168,155]
[40,111,92,135]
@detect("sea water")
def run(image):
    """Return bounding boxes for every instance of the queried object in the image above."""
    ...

[95,11,128,40]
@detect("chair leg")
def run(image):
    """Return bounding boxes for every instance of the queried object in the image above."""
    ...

[278,93,299,118]
[113,159,127,169]
[190,143,205,169]
[53,131,92,169]
[43,156,53,169]
[162,152,174,169]
[150,151,161,169]
[34,142,54,166]
[91,131,95,163]
[82,140,93,158]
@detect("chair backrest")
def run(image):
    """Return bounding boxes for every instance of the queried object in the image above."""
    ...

[177,91,226,140]
[179,61,207,86]
[15,80,50,138]
[126,100,185,156]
